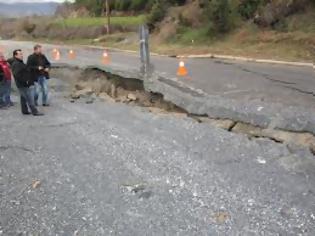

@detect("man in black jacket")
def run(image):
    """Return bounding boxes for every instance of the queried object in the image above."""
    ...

[11,49,43,116]
[27,44,51,106]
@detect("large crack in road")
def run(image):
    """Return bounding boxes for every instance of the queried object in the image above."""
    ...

[53,66,315,155]
[0,145,35,154]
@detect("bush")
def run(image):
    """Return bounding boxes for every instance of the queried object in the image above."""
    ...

[178,13,191,27]
[204,0,232,34]
[75,0,104,16]
[129,0,147,11]
[168,0,187,5]
[147,0,168,31]
[272,17,288,32]
[114,0,132,11]
[20,20,36,34]
[238,0,262,19]
[112,0,150,12]
[145,0,156,11]
[74,0,188,16]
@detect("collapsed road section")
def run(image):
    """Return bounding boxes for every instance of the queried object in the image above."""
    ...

[51,64,315,155]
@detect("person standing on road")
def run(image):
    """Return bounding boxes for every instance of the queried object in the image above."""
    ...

[11,49,44,116]
[0,57,6,109]
[0,52,14,107]
[27,44,51,106]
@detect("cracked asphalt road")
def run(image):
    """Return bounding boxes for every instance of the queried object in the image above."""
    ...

[2,40,315,134]
[1,40,315,109]
[1,79,315,235]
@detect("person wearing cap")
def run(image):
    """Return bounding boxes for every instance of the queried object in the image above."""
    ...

[11,49,44,116]
[27,44,51,106]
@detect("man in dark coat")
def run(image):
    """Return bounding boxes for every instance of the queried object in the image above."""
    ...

[27,44,51,106]
[11,49,43,116]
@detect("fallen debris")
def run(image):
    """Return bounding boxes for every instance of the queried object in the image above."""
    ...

[127,93,137,102]
[32,180,41,189]
[98,92,115,102]
[68,68,185,113]
[214,211,230,224]
[122,183,146,194]
[71,87,94,99]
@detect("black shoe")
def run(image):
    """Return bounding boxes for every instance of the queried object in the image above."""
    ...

[22,112,31,115]
[43,104,50,107]
[33,112,44,116]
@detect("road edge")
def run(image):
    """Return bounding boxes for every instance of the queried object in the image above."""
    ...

[82,44,315,69]
[177,54,315,69]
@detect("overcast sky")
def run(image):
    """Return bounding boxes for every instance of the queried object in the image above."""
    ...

[0,0,73,2]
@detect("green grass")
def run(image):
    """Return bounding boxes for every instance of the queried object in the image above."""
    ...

[173,27,210,44]
[55,15,146,27]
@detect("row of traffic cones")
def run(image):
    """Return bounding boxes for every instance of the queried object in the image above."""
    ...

[1,44,189,77]
[1,45,189,77]
[52,48,188,77]
[51,48,111,65]
[2,45,188,77]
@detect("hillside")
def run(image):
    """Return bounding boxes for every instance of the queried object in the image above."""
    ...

[0,2,59,17]
[0,0,314,62]
[147,0,315,61]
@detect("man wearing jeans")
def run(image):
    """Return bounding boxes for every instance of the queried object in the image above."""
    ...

[0,64,6,109]
[27,44,51,106]
[11,49,43,116]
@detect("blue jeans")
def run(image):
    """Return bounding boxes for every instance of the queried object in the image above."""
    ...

[2,80,12,105]
[18,86,38,114]
[0,81,5,107]
[35,76,49,105]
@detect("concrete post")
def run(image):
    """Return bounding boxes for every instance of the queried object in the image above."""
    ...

[139,25,153,78]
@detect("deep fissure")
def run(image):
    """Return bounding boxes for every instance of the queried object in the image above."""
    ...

[50,66,315,156]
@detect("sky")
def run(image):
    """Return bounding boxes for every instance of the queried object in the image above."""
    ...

[0,0,73,2]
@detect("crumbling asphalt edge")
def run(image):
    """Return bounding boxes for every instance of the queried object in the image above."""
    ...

[52,63,315,136]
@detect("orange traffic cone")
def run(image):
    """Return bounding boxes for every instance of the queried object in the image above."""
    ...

[102,50,110,65]
[55,50,61,61]
[52,48,57,59]
[68,49,76,60]
[52,49,60,61]
[177,60,188,76]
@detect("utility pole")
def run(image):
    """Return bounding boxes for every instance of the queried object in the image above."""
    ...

[105,0,110,34]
